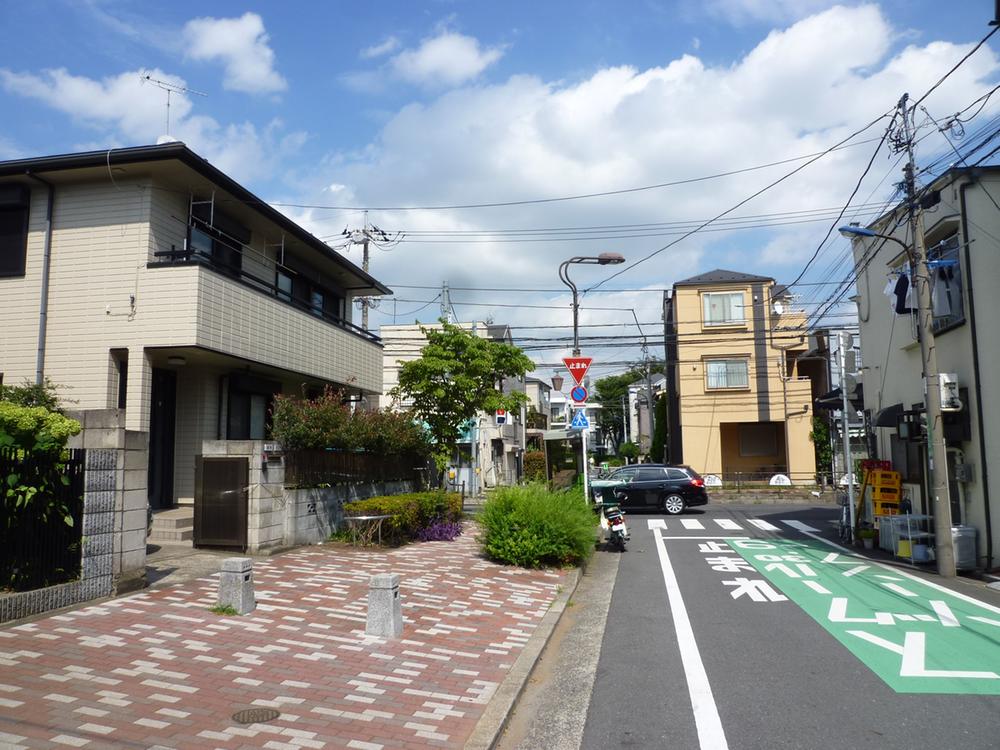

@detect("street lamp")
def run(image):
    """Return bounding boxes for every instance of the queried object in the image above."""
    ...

[838,224,956,577]
[558,253,626,356]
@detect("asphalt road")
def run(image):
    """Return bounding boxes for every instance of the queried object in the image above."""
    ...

[580,503,1000,750]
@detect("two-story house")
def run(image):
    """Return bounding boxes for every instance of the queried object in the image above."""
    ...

[0,143,388,522]
[847,166,1000,572]
[662,269,816,483]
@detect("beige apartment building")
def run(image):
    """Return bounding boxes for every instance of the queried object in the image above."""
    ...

[847,166,1000,571]
[663,270,816,483]
[0,143,388,515]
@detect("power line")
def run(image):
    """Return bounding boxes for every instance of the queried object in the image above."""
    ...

[262,138,885,213]
[585,111,895,294]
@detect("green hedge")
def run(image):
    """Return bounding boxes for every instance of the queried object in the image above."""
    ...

[478,484,595,568]
[343,491,462,545]
[523,451,546,481]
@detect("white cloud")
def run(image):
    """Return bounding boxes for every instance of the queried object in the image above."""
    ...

[292,3,998,361]
[183,12,287,94]
[361,36,400,59]
[702,0,833,25]
[391,32,504,87]
[0,66,305,184]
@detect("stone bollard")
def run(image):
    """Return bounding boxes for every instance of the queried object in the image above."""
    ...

[366,573,402,638]
[218,557,256,615]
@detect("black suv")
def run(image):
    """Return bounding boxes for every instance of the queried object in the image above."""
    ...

[592,464,708,515]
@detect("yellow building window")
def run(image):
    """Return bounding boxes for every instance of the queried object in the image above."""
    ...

[702,291,745,326]
[706,359,749,389]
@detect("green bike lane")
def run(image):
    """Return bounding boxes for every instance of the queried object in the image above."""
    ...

[584,506,1000,750]
[731,534,1000,695]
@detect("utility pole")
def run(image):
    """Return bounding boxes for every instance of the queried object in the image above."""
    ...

[898,93,956,577]
[343,211,396,331]
[441,281,452,323]
[839,332,857,539]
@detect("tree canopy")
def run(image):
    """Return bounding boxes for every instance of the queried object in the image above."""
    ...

[392,321,535,470]
[592,362,663,451]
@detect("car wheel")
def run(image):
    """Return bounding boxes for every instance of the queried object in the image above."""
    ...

[662,494,685,515]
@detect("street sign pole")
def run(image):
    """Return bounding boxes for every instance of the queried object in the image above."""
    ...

[581,421,589,500]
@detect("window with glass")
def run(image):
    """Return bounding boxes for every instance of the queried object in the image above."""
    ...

[0,185,30,278]
[276,270,293,302]
[928,232,964,332]
[705,359,749,389]
[702,291,745,326]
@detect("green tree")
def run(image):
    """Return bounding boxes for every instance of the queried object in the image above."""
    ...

[592,363,662,452]
[392,320,535,474]
[618,441,639,462]
[809,416,833,478]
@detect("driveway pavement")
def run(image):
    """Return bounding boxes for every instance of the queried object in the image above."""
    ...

[0,527,566,749]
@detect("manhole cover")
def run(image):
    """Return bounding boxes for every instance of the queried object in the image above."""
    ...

[232,708,280,724]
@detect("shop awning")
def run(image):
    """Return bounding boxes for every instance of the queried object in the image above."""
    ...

[874,402,904,427]
[815,383,864,412]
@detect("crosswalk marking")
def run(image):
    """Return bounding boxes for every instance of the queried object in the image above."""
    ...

[646,517,831,535]
[714,519,742,530]
[781,520,820,533]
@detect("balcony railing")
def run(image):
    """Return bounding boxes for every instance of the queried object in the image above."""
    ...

[150,247,380,344]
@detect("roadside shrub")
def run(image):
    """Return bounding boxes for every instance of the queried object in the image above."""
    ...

[343,491,462,545]
[272,386,431,456]
[478,484,595,568]
[416,520,464,542]
[523,451,546,481]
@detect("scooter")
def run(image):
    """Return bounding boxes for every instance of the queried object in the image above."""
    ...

[598,495,629,552]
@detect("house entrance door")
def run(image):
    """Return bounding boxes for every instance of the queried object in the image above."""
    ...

[147,368,177,510]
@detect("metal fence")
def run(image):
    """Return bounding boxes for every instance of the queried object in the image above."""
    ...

[1,447,86,592]
[283,450,428,488]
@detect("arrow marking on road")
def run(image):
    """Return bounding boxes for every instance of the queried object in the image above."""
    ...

[849,631,1000,680]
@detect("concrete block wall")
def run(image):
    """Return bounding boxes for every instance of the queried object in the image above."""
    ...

[285,480,417,546]
[66,409,149,593]
[0,449,118,623]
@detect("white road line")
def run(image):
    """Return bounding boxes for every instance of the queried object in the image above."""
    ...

[647,519,668,530]
[681,519,705,530]
[781,520,819,533]
[714,519,742,531]
[748,519,780,531]
[881,582,918,597]
[795,530,1000,616]
[658,536,749,540]
[803,581,831,595]
[652,529,729,750]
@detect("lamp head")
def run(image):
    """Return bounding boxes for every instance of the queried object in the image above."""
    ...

[597,252,626,265]
[838,225,877,239]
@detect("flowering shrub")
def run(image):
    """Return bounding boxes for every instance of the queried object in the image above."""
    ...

[343,491,463,546]
[416,521,464,542]
[271,386,430,456]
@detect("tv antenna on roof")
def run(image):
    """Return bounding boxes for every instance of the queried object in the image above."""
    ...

[139,72,207,140]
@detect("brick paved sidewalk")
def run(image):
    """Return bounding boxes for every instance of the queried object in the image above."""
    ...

[0,526,566,750]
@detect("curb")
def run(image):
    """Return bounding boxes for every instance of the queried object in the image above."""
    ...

[465,566,583,750]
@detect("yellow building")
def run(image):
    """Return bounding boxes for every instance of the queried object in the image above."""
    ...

[662,270,817,484]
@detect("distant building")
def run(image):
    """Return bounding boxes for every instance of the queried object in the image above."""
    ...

[663,269,817,483]
[379,321,523,488]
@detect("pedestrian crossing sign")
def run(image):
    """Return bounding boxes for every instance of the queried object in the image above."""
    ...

[570,410,590,429]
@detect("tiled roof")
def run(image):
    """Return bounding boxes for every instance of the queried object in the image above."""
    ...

[673,269,774,287]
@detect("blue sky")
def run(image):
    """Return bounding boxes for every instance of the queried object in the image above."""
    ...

[2,1,998,375]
